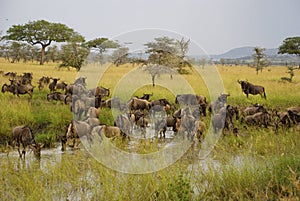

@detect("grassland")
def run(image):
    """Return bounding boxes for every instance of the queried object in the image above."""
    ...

[0,59,299,200]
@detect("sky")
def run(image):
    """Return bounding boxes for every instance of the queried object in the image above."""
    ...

[1,0,300,55]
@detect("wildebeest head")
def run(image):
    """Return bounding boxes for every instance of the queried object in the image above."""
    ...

[74,77,87,87]
[139,93,153,101]
[29,143,44,160]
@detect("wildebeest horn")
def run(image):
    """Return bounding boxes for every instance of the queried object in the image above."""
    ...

[237,79,241,83]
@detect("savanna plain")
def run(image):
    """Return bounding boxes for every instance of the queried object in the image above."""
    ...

[0,59,299,201]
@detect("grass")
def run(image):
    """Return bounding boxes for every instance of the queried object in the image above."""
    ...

[0,59,300,200]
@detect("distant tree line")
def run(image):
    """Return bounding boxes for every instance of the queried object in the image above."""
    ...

[1,19,300,72]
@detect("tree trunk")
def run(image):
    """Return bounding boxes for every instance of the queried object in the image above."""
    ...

[40,45,46,65]
[152,75,156,87]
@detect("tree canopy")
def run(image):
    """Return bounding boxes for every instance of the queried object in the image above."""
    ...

[278,37,300,55]
[3,19,84,65]
[144,36,191,73]
[86,38,119,54]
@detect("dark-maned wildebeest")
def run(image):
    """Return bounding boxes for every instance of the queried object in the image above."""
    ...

[3,72,17,79]
[47,92,66,102]
[56,81,68,92]
[240,103,266,116]
[2,82,34,99]
[237,80,266,99]
[138,93,153,101]
[243,110,270,128]
[287,110,300,124]
[21,72,33,85]
[2,83,14,94]
[12,126,44,160]
[49,78,59,92]
[38,76,50,90]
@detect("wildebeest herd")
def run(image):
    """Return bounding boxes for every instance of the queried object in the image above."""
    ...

[1,71,300,160]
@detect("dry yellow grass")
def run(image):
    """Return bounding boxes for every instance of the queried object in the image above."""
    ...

[1,59,299,107]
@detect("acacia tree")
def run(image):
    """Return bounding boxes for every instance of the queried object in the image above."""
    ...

[3,20,83,65]
[59,40,89,71]
[143,64,175,86]
[86,38,119,64]
[86,38,119,54]
[144,36,191,73]
[278,37,300,68]
[253,47,269,74]
[111,47,129,66]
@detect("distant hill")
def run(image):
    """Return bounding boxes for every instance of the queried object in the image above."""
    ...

[210,47,278,60]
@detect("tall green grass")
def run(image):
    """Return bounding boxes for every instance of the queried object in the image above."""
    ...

[0,60,300,200]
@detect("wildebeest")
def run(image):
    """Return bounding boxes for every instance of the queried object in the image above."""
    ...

[11,126,44,159]
[89,86,110,97]
[177,108,198,140]
[175,94,198,105]
[2,81,34,98]
[38,76,50,90]
[47,92,66,102]
[135,116,149,136]
[288,111,300,124]
[154,115,180,138]
[74,76,87,87]
[49,78,59,92]
[56,81,68,92]
[287,107,300,125]
[3,72,17,79]
[128,97,151,111]
[63,120,92,149]
[114,113,133,135]
[243,110,270,128]
[102,96,122,110]
[87,107,101,118]
[212,107,227,133]
[240,103,266,116]
[85,117,100,128]
[71,95,86,120]
[192,120,206,141]
[138,93,153,101]
[237,80,266,99]
[92,125,122,139]
[275,107,300,127]
[208,93,230,114]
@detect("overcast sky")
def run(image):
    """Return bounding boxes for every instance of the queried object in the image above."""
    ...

[1,0,300,55]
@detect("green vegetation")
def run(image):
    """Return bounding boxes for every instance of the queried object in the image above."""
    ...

[0,60,299,200]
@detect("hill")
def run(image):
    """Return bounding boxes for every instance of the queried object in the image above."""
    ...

[210,47,278,59]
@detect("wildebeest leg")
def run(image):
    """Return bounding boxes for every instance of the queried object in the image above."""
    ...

[17,146,22,158]
[22,150,26,160]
